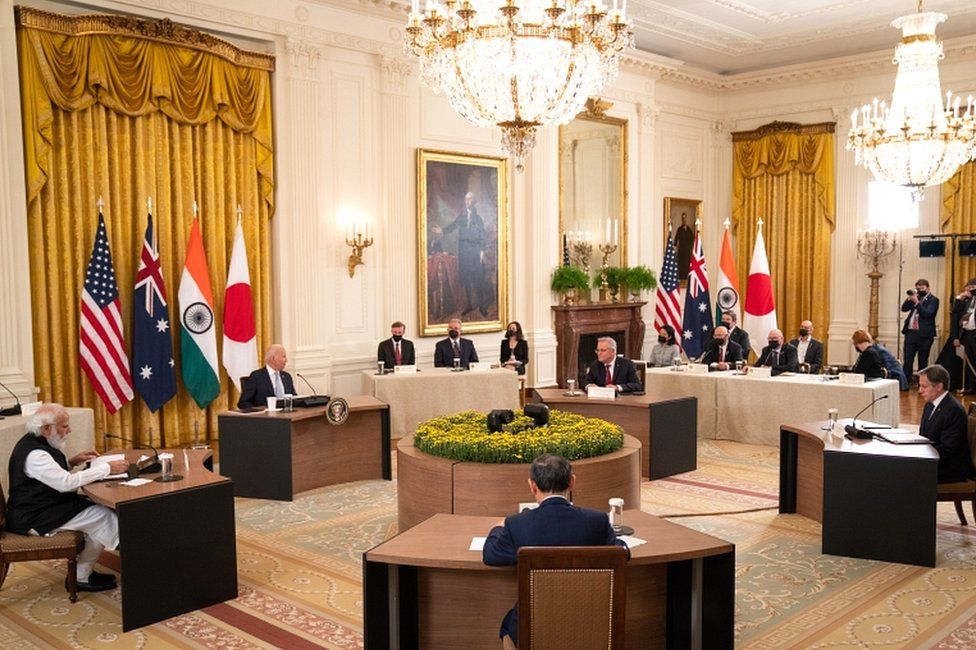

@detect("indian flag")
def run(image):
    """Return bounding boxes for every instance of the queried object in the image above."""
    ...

[714,226,741,324]
[179,217,221,408]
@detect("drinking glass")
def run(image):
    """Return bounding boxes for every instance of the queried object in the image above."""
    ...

[608,497,625,534]
[822,407,839,431]
[453,357,461,371]
[377,360,385,375]
[672,356,681,371]
[284,395,294,412]
[734,360,744,373]
[565,378,577,396]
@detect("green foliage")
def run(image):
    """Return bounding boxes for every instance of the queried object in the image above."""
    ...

[414,409,625,464]
[550,265,590,293]
[591,266,625,289]
[622,265,657,292]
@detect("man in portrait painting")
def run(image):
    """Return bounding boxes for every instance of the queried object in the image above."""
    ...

[674,211,695,280]
[434,191,489,318]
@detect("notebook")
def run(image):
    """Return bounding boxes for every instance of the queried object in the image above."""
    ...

[874,429,931,445]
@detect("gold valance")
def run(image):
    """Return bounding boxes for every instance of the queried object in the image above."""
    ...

[16,7,274,209]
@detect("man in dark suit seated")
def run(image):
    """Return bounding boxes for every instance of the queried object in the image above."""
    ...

[433,318,479,369]
[754,329,798,375]
[377,320,415,369]
[721,310,751,360]
[238,344,297,409]
[789,320,824,374]
[700,326,743,371]
[918,364,975,483]
[483,454,629,648]
[580,337,642,393]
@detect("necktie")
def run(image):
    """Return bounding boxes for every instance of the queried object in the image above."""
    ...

[911,306,920,330]
[274,372,284,398]
[453,340,460,357]
[605,364,612,384]
[719,346,725,363]
[772,350,779,366]
[394,342,402,365]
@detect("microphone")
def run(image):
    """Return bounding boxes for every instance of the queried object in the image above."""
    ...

[296,373,318,395]
[844,394,890,440]
[103,432,161,477]
[0,379,22,416]
[295,373,330,407]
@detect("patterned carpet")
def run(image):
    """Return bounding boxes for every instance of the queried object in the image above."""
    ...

[2,440,976,648]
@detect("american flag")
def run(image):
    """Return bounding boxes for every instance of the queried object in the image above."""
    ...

[79,211,133,413]
[681,231,714,359]
[654,236,683,345]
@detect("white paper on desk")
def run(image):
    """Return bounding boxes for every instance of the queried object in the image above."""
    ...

[469,536,487,551]
[617,535,646,548]
[121,478,152,486]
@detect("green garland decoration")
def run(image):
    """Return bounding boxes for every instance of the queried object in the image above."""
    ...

[414,409,624,464]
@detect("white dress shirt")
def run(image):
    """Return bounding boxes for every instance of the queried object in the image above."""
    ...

[25,448,109,492]
[796,337,810,363]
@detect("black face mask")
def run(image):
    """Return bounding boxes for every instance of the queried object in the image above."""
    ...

[507,329,517,337]
[449,330,460,339]
[768,340,779,348]
[658,336,668,344]
[798,328,809,337]
[392,334,403,342]
[713,338,725,346]
[722,322,732,329]
[916,290,927,298]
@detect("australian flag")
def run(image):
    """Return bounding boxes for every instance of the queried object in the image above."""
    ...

[133,213,176,411]
[681,231,714,359]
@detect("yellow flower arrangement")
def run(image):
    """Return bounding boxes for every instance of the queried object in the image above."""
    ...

[414,409,624,463]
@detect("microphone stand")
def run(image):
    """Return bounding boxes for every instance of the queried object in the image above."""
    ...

[104,432,162,477]
[844,394,890,440]
[0,379,22,416]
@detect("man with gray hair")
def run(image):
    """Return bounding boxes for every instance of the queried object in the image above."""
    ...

[237,343,296,409]
[433,318,480,369]
[580,336,642,393]
[6,403,128,591]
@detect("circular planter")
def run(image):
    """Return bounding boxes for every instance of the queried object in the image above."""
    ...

[397,434,642,531]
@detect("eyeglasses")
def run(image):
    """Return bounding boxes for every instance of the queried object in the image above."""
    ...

[595,347,611,353]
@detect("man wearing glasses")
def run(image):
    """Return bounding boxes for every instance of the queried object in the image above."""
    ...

[580,337,642,393]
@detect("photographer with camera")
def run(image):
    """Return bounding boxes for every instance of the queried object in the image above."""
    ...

[901,279,939,380]
[951,279,976,389]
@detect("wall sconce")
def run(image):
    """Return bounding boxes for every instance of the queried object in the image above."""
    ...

[345,222,374,277]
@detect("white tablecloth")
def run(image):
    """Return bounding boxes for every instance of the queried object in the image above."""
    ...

[644,368,900,446]
[361,368,520,438]
[0,407,95,491]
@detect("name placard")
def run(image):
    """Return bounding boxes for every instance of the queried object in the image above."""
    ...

[749,366,772,378]
[469,362,492,372]
[839,372,865,384]
[587,385,616,401]
[687,363,709,374]
[394,365,418,374]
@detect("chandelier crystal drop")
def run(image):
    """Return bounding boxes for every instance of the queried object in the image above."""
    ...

[405,0,634,170]
[847,3,976,202]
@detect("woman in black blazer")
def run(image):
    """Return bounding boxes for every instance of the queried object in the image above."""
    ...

[851,329,885,378]
[500,321,529,375]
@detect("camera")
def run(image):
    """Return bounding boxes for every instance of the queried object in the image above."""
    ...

[906,289,915,296]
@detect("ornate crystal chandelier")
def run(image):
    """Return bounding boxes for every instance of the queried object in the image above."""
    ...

[405,0,633,170]
[847,2,976,202]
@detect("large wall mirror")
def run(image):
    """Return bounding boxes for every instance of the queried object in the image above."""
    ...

[559,99,628,277]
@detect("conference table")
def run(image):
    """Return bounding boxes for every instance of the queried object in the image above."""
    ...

[644,368,900,445]
[534,388,697,479]
[363,510,734,649]
[83,448,237,631]
[361,367,519,438]
[0,406,94,490]
[217,395,391,500]
[779,419,938,567]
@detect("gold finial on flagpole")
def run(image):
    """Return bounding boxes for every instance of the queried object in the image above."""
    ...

[723,218,731,230]
[192,200,199,218]
[97,197,104,213]
[147,197,153,214]
[757,216,764,230]
[236,204,243,223]
[695,217,702,231]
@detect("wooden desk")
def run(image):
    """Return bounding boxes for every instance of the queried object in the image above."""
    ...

[779,420,939,567]
[363,511,734,649]
[83,448,237,631]
[534,388,697,479]
[361,368,519,438]
[218,395,390,501]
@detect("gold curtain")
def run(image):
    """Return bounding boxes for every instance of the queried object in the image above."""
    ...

[17,8,275,448]
[940,161,976,335]
[731,122,835,350]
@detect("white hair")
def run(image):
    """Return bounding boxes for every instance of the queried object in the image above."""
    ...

[26,403,68,437]
[597,336,617,351]
[264,344,285,364]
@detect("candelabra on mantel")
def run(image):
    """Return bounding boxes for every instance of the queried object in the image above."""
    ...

[856,229,897,340]
[598,242,618,303]
[571,238,593,277]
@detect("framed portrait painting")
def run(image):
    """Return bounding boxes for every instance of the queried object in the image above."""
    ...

[663,197,702,281]
[417,149,509,336]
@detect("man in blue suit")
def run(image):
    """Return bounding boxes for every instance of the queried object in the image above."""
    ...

[434,318,480,369]
[237,344,297,409]
[483,454,629,647]
[902,279,939,380]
